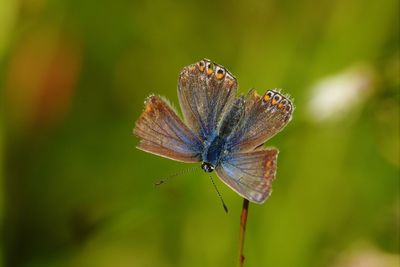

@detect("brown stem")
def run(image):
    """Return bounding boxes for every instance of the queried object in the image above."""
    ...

[238,198,250,267]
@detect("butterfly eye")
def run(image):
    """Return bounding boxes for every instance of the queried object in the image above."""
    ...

[198,60,206,72]
[272,94,282,105]
[263,91,274,103]
[215,66,226,80]
[206,62,214,76]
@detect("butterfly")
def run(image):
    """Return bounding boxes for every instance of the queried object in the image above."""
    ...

[133,59,294,204]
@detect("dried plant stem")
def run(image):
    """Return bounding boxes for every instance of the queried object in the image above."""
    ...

[238,198,250,267]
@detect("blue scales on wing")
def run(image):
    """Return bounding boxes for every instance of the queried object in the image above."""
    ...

[229,89,294,152]
[133,95,203,163]
[178,59,238,141]
[216,149,278,204]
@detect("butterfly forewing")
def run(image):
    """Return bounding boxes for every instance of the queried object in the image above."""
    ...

[134,95,203,163]
[216,149,278,204]
[178,59,238,141]
[229,89,294,152]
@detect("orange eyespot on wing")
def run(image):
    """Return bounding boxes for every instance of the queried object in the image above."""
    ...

[206,62,214,76]
[271,94,281,105]
[216,66,226,80]
[145,103,153,113]
[265,159,273,169]
[263,91,273,102]
[198,60,205,72]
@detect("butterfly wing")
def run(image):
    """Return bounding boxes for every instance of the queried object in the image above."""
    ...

[216,149,278,204]
[178,59,238,141]
[229,89,294,152]
[133,95,203,163]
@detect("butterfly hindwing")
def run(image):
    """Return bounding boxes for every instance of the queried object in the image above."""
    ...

[178,59,238,141]
[229,89,294,152]
[134,95,203,163]
[216,148,278,204]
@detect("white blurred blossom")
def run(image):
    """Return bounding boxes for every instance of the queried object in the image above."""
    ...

[330,244,399,267]
[308,66,374,122]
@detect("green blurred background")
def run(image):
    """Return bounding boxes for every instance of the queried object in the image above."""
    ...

[1,0,399,266]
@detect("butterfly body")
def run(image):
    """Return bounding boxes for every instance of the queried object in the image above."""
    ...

[134,59,294,204]
[202,135,225,168]
[202,96,245,169]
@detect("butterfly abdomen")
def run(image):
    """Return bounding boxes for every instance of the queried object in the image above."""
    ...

[218,97,245,138]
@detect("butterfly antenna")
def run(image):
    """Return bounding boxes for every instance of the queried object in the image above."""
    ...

[154,166,198,186]
[209,173,229,213]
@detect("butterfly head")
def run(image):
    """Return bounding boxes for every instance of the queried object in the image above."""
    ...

[201,162,215,173]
